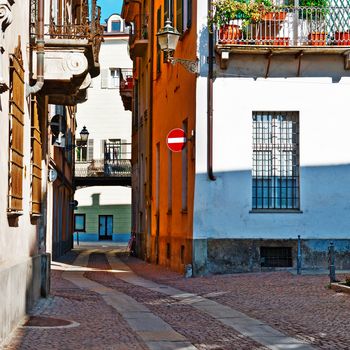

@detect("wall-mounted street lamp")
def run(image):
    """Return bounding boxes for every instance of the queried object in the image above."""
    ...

[156,20,198,75]
[64,126,90,150]
[79,126,89,144]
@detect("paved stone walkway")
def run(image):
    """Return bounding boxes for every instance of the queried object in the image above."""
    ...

[104,251,313,350]
[63,249,197,350]
[5,246,348,349]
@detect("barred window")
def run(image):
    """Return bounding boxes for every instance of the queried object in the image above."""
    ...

[252,111,300,211]
[8,38,25,213]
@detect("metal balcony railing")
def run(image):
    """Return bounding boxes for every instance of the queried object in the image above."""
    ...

[30,0,103,62]
[75,159,132,178]
[216,4,350,47]
[75,143,132,178]
[119,69,134,91]
[128,14,148,46]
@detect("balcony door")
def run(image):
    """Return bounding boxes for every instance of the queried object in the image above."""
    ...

[99,215,113,240]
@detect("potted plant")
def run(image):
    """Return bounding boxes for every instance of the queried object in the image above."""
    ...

[299,0,329,46]
[210,0,273,44]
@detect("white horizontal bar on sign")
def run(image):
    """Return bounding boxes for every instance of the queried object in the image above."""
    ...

[168,137,187,144]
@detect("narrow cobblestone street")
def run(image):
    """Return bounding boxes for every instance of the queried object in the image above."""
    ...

[4,245,350,350]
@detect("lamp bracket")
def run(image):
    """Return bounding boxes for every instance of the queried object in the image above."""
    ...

[167,56,199,75]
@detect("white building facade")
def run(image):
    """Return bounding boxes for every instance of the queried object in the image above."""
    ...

[74,14,132,243]
[193,2,350,274]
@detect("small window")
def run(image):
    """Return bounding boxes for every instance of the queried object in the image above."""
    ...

[76,140,88,161]
[111,20,121,32]
[74,214,86,232]
[260,247,292,267]
[110,68,119,89]
[76,139,93,162]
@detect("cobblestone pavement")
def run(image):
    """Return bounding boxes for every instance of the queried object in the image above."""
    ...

[121,255,350,350]
[3,251,148,350]
[3,247,350,349]
[85,253,269,350]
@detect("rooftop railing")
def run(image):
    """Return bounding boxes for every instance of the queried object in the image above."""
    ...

[216,4,350,47]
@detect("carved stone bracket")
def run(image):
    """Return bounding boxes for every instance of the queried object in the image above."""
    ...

[0,0,15,93]
[0,0,15,34]
[32,50,89,81]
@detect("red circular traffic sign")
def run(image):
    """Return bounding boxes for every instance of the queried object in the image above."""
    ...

[166,128,187,152]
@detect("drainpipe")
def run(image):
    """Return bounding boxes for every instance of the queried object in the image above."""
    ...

[207,0,216,181]
[148,0,154,260]
[27,0,44,96]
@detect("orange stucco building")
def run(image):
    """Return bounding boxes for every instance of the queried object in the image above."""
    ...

[122,0,197,272]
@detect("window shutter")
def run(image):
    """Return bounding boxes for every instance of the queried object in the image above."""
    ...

[100,69,109,89]
[101,139,106,159]
[67,130,72,164]
[121,139,128,158]
[8,37,25,213]
[176,0,183,33]
[188,0,192,28]
[31,97,42,215]
[87,139,94,160]
[156,7,162,74]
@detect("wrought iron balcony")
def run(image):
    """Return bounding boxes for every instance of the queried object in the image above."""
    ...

[128,14,148,59]
[74,142,132,187]
[30,0,103,104]
[119,68,133,111]
[75,159,131,178]
[215,3,350,49]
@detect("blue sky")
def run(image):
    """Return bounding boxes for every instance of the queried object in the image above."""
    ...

[98,0,123,23]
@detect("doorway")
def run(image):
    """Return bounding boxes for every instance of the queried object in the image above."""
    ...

[99,215,113,240]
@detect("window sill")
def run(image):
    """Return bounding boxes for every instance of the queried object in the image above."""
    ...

[167,210,172,215]
[181,209,188,215]
[7,210,24,217]
[250,209,303,214]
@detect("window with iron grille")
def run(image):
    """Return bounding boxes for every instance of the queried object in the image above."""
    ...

[8,38,25,214]
[260,247,293,268]
[252,111,300,211]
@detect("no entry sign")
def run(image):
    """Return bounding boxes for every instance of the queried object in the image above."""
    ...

[166,128,187,152]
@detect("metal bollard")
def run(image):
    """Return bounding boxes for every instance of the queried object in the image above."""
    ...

[297,235,301,275]
[329,242,336,283]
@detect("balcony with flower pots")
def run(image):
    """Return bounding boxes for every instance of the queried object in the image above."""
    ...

[213,0,350,70]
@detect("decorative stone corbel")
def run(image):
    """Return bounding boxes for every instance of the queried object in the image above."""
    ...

[0,0,15,93]
[0,0,15,34]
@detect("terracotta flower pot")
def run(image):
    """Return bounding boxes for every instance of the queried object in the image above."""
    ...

[308,32,326,46]
[334,31,350,46]
[219,24,242,44]
[263,11,287,22]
